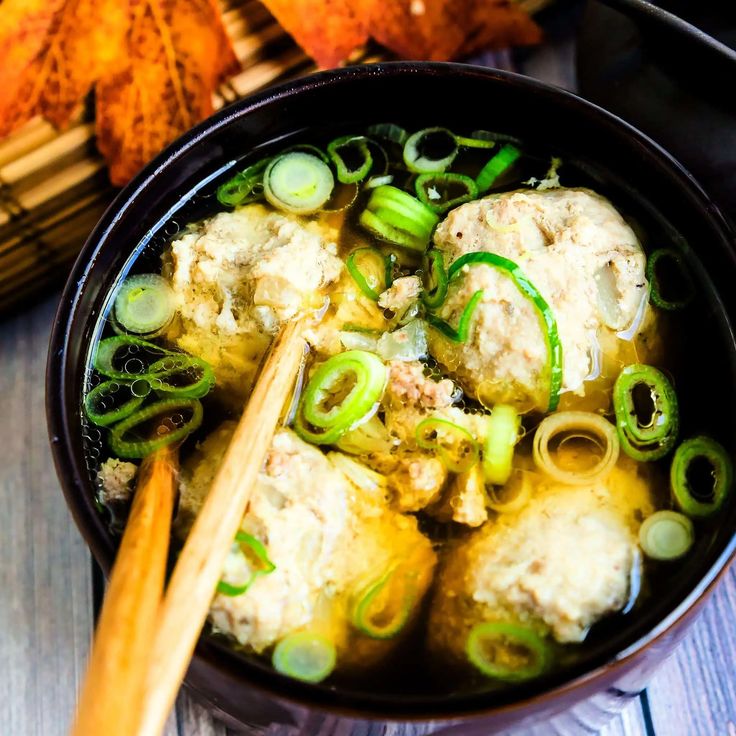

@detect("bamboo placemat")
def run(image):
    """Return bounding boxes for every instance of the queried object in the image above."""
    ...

[0,0,548,317]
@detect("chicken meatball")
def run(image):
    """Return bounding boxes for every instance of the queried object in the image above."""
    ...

[430,188,649,411]
[429,464,653,667]
[168,204,342,401]
[177,425,436,667]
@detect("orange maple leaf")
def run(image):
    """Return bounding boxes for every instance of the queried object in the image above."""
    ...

[260,0,541,68]
[0,0,238,184]
[96,0,239,184]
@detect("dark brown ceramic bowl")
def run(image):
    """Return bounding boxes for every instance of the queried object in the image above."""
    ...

[47,63,736,734]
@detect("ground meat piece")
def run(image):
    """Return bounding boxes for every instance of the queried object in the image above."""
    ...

[385,360,456,410]
[429,465,653,665]
[375,452,448,512]
[377,275,422,312]
[176,426,436,668]
[169,204,342,402]
[97,458,138,504]
[430,188,651,411]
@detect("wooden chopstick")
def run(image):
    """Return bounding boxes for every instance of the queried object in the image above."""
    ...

[136,317,307,736]
[71,448,178,736]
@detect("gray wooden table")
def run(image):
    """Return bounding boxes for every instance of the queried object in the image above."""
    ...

[3,30,736,736]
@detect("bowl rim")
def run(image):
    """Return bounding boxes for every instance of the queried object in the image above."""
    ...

[46,60,736,721]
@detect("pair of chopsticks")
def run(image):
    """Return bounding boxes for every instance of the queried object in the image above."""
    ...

[71,318,307,736]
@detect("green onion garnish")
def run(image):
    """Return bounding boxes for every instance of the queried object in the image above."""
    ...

[483,404,520,486]
[146,355,216,399]
[447,251,562,412]
[84,379,149,427]
[421,250,448,309]
[366,123,408,145]
[345,247,389,301]
[263,151,334,214]
[639,510,694,561]
[476,144,522,193]
[351,567,415,639]
[216,531,276,597]
[294,350,387,445]
[613,364,678,462]
[93,335,174,380]
[425,289,484,343]
[415,417,479,473]
[646,248,695,311]
[415,172,479,215]
[108,398,203,458]
[216,158,271,207]
[403,127,459,173]
[272,632,337,683]
[671,435,733,518]
[454,134,496,149]
[113,274,176,337]
[358,185,439,252]
[327,135,372,184]
[466,622,549,681]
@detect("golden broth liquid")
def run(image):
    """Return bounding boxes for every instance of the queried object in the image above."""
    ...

[81,127,725,698]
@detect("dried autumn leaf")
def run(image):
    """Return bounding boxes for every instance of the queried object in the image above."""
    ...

[0,0,129,135]
[371,0,542,60]
[259,0,369,69]
[260,0,540,68]
[97,0,239,185]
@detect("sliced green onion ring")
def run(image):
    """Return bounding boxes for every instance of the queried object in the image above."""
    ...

[366,123,408,145]
[639,510,694,561]
[108,398,203,458]
[466,621,549,681]
[93,335,174,380]
[346,247,388,300]
[359,185,439,252]
[113,274,176,336]
[352,566,415,639]
[263,152,334,214]
[425,289,484,344]
[367,186,439,230]
[483,404,521,486]
[146,355,215,399]
[272,632,336,683]
[448,252,562,411]
[403,127,459,173]
[415,173,479,215]
[217,531,276,597]
[416,417,479,473]
[295,351,387,445]
[327,135,372,183]
[84,379,148,427]
[476,144,522,193]
[454,134,497,149]
[533,411,619,485]
[646,248,696,310]
[613,363,678,461]
[216,158,271,207]
[671,435,733,518]
[421,250,448,309]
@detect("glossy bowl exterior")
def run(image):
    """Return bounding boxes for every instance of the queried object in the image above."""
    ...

[47,63,736,732]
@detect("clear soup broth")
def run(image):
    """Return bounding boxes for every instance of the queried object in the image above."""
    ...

[80,124,733,697]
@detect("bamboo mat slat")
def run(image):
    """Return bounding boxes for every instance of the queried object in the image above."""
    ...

[0,0,548,318]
